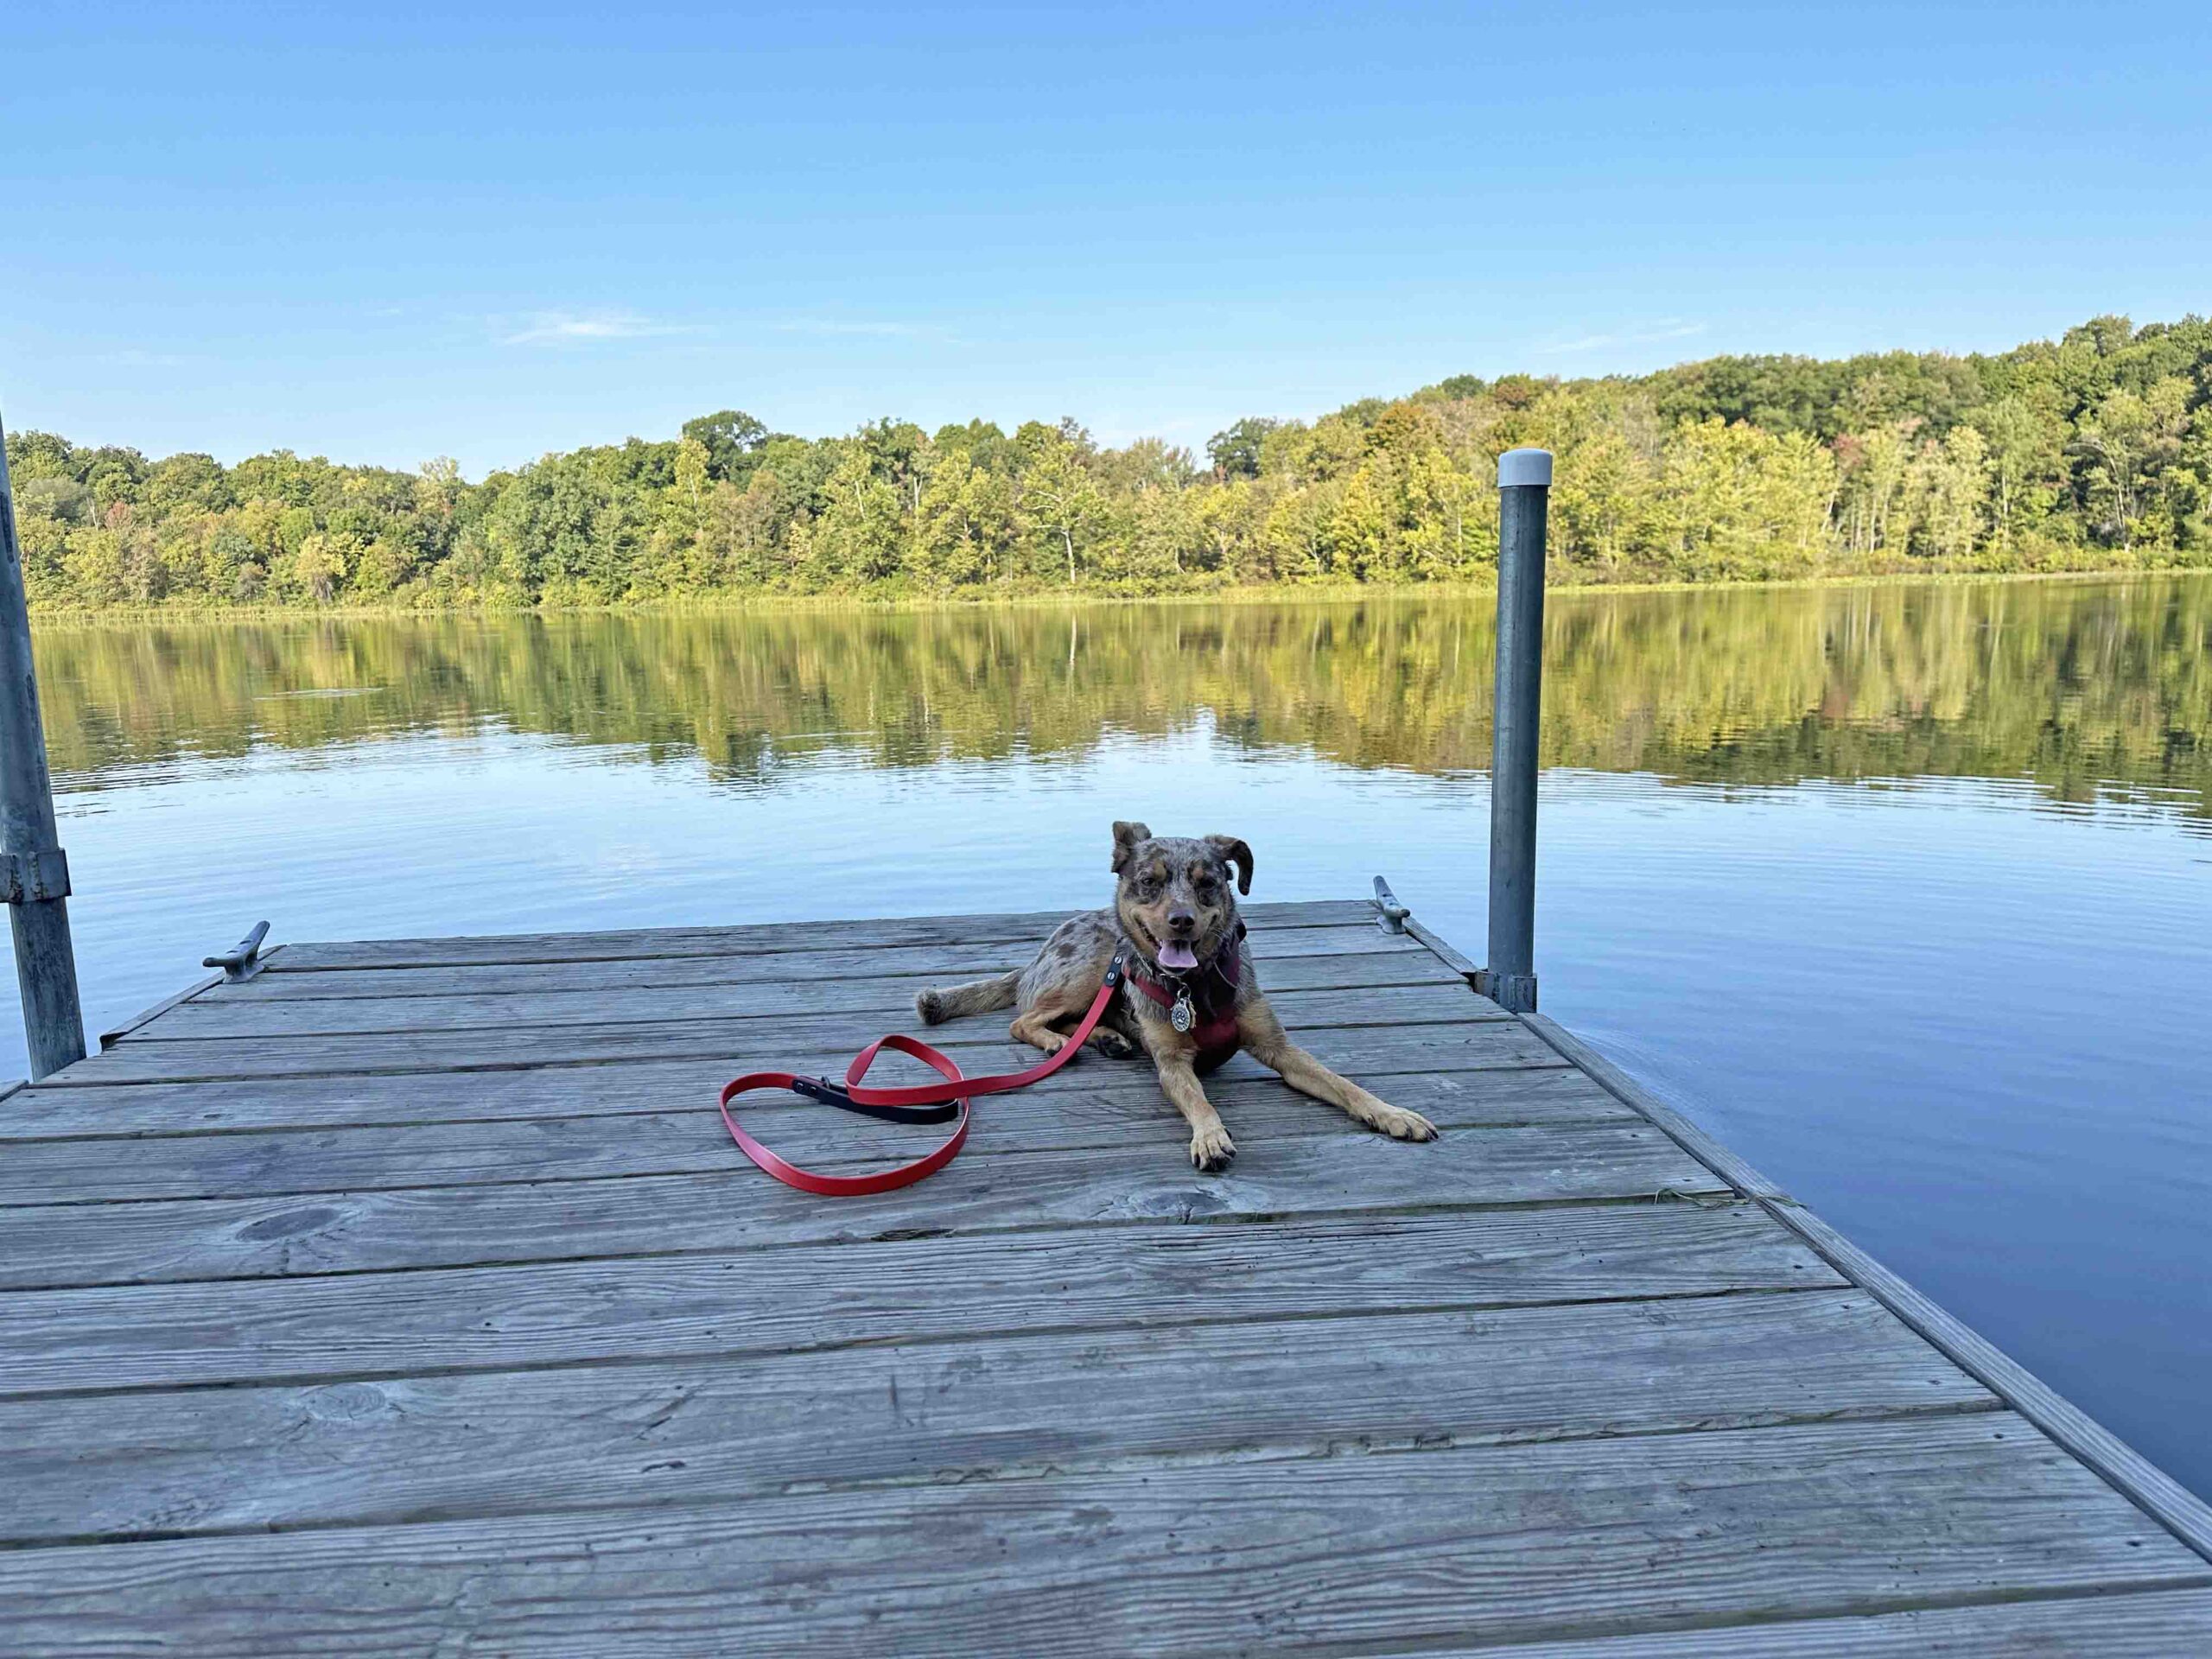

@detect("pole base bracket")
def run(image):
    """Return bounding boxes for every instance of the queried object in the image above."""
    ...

[1474,969,1538,1014]
[0,847,70,904]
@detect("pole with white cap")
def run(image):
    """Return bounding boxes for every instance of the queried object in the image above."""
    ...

[1479,448,1552,1014]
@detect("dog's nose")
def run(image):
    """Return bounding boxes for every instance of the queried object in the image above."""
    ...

[1167,910,1196,935]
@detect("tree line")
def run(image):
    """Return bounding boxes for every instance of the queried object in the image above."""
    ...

[6,313,2209,610]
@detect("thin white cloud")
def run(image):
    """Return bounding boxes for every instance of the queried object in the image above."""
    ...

[94,348,200,367]
[1536,320,1708,355]
[493,311,953,346]
[771,319,957,341]
[497,309,697,346]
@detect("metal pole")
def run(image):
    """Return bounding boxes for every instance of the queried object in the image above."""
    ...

[0,412,87,1078]
[1480,448,1551,1014]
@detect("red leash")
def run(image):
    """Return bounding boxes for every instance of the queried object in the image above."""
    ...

[718,951,1128,1197]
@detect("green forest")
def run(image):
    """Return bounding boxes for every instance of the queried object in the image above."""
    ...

[6,314,2209,611]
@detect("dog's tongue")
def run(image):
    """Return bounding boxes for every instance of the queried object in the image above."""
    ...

[1158,940,1200,971]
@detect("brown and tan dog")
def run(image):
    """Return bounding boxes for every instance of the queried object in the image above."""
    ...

[916,821,1438,1171]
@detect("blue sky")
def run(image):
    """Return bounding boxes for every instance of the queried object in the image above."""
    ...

[3,1,2207,476]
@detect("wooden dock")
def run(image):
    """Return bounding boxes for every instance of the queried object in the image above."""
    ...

[3,894,2209,1655]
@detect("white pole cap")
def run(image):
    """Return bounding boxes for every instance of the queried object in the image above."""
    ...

[1497,448,1553,487]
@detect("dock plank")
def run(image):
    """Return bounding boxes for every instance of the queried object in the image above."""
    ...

[261,899,1375,970]
[1,1045,1592,1143]
[62,981,1515,1082]
[134,949,1470,1040]
[1427,1589,2212,1657]
[0,1203,1835,1397]
[0,1291,1986,1545]
[213,921,1433,1001]
[0,1068,1633,1205]
[6,895,2207,1651]
[2,1414,2200,1657]
[0,1121,1723,1289]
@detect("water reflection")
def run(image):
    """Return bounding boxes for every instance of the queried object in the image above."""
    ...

[32,575,2212,815]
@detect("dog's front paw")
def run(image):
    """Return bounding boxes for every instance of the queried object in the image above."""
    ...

[1189,1125,1236,1173]
[1087,1028,1136,1059]
[1369,1104,1438,1141]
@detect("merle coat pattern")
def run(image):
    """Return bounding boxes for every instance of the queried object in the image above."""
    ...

[916,822,1438,1171]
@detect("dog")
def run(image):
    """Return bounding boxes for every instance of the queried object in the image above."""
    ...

[915,821,1439,1171]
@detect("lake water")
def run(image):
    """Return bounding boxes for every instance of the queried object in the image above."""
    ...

[12,577,2212,1502]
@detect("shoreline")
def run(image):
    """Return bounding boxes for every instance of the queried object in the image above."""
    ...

[25,565,2209,630]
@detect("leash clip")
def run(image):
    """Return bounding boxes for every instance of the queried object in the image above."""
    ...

[790,1074,856,1109]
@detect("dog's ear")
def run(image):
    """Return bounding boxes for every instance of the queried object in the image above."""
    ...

[1110,821,1153,874]
[1205,835,1255,895]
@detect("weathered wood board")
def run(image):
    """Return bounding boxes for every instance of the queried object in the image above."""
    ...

[126,948,1468,1039]
[257,899,1376,971]
[1,1417,2202,1657]
[7,1289,1986,1545]
[205,920,1437,1001]
[0,1121,1723,1289]
[0,1066,1637,1205]
[56,979,1518,1084]
[1,900,2205,1654]
[0,1203,1839,1397]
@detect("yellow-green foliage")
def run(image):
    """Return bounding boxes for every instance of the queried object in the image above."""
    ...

[9,315,2210,612]
[29,579,2212,821]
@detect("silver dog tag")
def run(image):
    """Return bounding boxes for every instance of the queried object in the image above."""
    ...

[1171,994,1195,1033]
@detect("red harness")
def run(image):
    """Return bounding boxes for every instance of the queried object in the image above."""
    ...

[1122,924,1247,1072]
[717,927,1250,1198]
